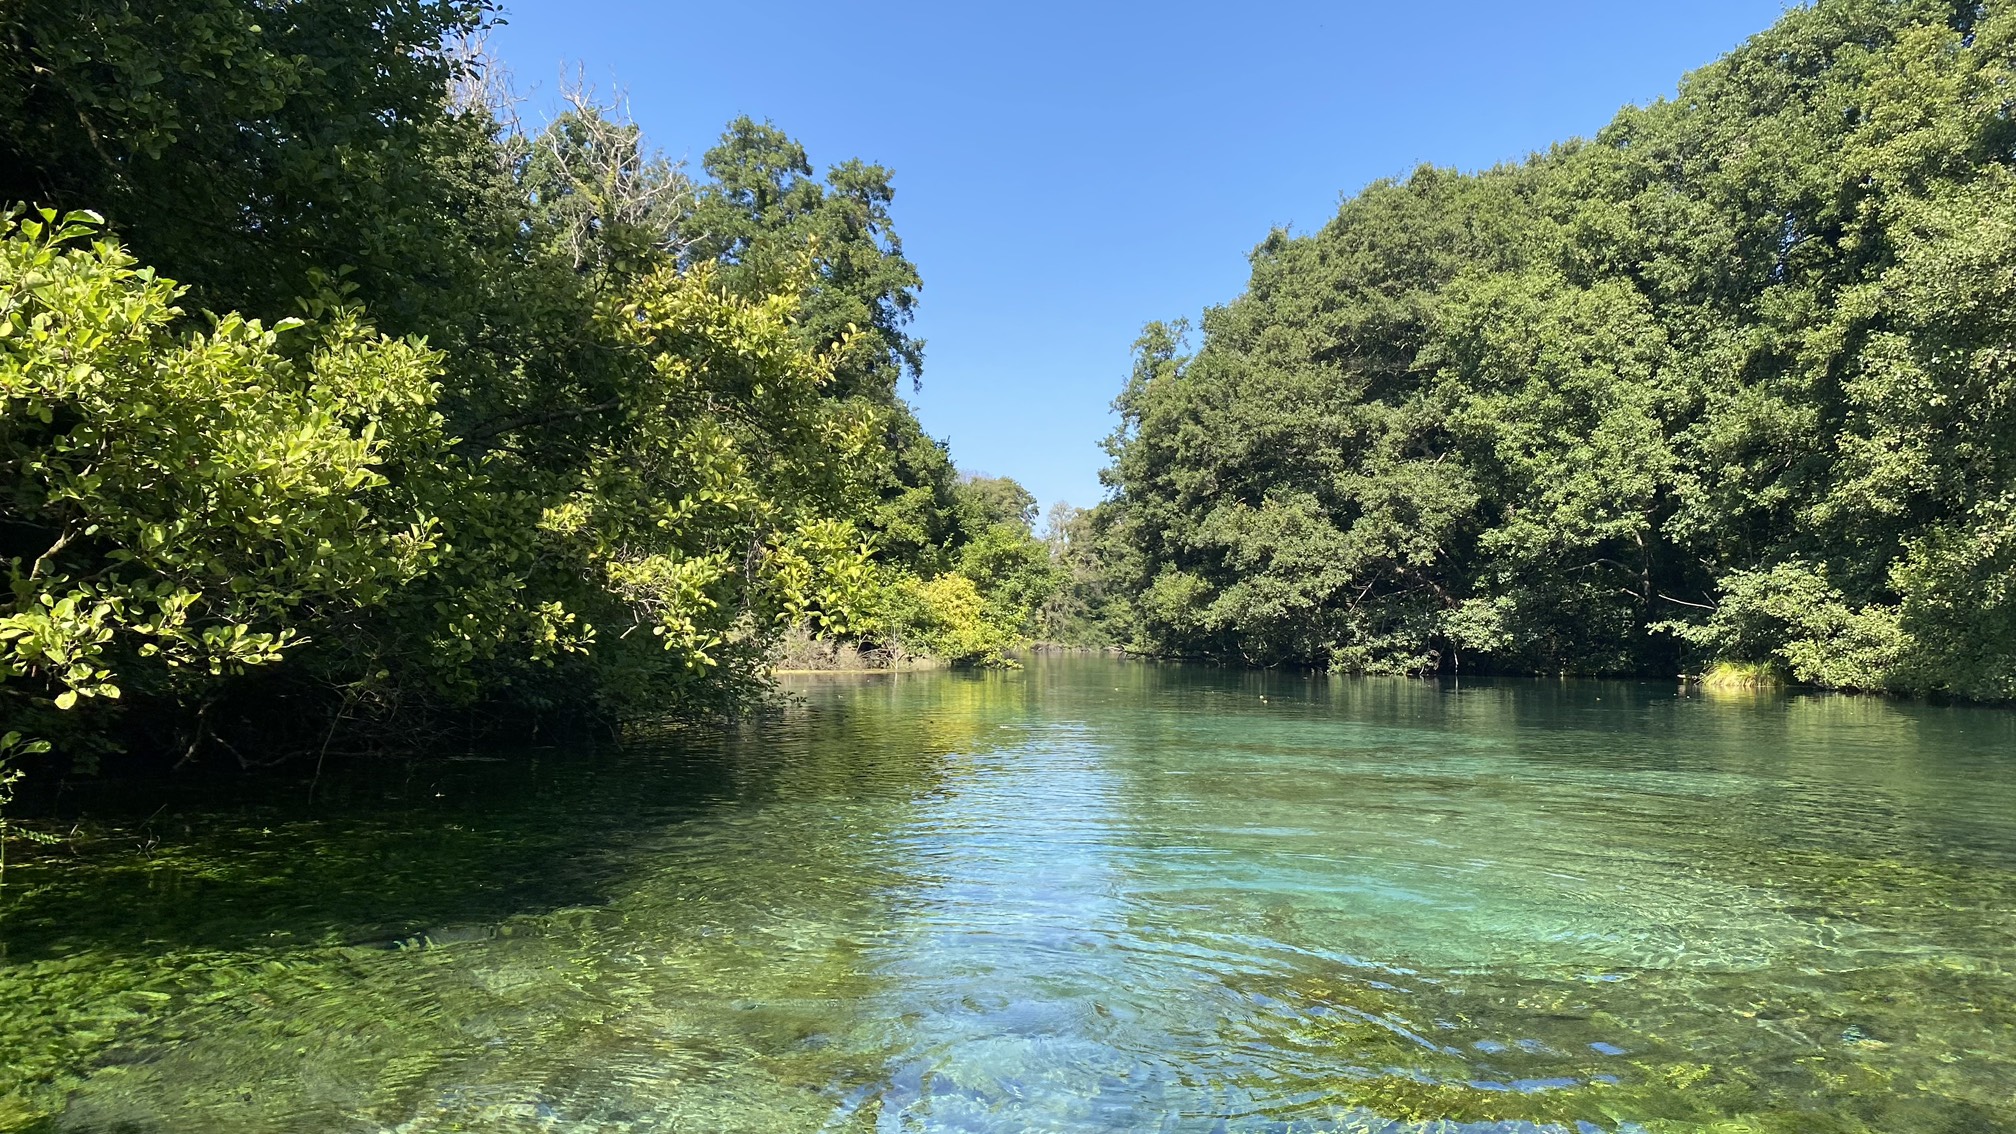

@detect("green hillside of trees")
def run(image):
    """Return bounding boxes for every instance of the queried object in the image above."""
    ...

[0,0,1060,779]
[1095,0,2016,699]
[4,0,2010,798]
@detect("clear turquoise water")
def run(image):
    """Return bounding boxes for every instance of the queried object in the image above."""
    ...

[3,659,2015,1132]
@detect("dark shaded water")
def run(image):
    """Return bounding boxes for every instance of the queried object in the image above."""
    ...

[3,659,2014,1132]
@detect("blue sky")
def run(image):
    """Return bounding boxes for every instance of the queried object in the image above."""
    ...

[489,1,1792,517]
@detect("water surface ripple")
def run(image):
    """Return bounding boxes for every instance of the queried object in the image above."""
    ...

[4,659,2014,1132]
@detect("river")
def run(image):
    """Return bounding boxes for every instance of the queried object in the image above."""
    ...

[3,658,2013,1131]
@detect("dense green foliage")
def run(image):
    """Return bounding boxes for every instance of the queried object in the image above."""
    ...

[821,475,1063,668]
[1099,0,2016,699]
[0,0,495,326]
[0,203,885,760]
[0,0,1061,777]
[1039,503,1125,647]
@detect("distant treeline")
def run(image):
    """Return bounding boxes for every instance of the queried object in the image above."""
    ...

[1086,0,2016,699]
[0,0,1063,775]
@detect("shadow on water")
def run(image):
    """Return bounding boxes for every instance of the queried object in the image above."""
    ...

[1,671,1043,965]
[4,659,2016,1133]
[2,722,812,964]
[4,746,700,963]
[0,673,1030,1133]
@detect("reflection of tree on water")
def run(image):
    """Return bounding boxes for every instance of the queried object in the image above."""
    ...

[0,675,1011,1132]
[6,662,2016,1132]
[1087,662,2016,1133]
[830,700,1140,1128]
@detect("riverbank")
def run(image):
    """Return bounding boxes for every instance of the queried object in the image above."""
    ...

[770,630,1127,675]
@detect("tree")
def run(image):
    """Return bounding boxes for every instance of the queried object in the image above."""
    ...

[1099,0,2016,698]
[0,0,497,327]
[0,210,449,761]
[683,116,922,400]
